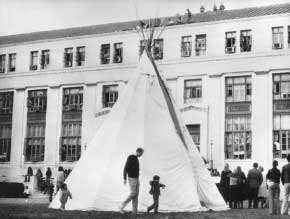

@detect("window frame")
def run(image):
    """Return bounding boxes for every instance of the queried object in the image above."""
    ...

[113,42,123,63]
[240,30,252,52]
[225,31,237,54]
[152,39,163,60]
[76,46,85,66]
[8,53,16,72]
[195,34,206,56]
[184,79,202,103]
[181,36,192,57]
[272,26,284,50]
[40,50,50,69]
[0,54,6,73]
[225,76,252,160]
[30,51,38,71]
[64,47,73,68]
[100,44,110,64]
[102,84,119,108]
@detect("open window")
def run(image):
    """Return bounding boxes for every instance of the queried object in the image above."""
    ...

[76,46,85,66]
[225,32,236,54]
[240,30,252,52]
[272,27,284,50]
[100,44,110,64]
[30,51,38,70]
[113,43,123,63]
[181,36,192,57]
[0,55,6,73]
[195,34,206,56]
[153,39,163,60]
[64,48,73,67]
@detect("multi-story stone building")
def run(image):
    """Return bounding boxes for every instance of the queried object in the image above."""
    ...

[0,3,290,181]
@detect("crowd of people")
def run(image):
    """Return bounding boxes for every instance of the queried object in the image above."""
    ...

[24,166,72,206]
[219,154,290,215]
[22,151,290,215]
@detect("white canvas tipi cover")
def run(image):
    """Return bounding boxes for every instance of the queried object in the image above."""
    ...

[49,53,227,212]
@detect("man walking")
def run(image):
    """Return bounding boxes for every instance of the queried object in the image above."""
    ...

[281,154,290,215]
[247,162,263,208]
[120,147,144,214]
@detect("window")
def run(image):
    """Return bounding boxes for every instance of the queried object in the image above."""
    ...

[195,34,206,56]
[64,48,73,67]
[76,46,85,66]
[181,36,192,57]
[186,124,200,151]
[225,116,251,159]
[0,92,13,114]
[240,30,252,52]
[0,92,13,162]
[273,73,290,158]
[40,50,50,69]
[63,87,83,111]
[25,124,45,162]
[184,79,202,103]
[61,87,83,162]
[225,32,236,53]
[100,44,110,64]
[113,43,123,63]
[273,74,290,100]
[0,55,5,73]
[60,123,82,162]
[225,76,252,160]
[103,85,118,108]
[8,53,16,72]
[0,125,12,162]
[153,39,163,60]
[226,77,252,102]
[27,90,47,113]
[288,26,290,48]
[25,90,47,162]
[30,51,38,70]
[272,27,284,49]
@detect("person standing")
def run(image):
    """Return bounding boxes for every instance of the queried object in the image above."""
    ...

[257,166,267,208]
[56,166,65,193]
[281,154,290,215]
[220,163,232,204]
[25,166,33,182]
[236,166,246,208]
[120,147,144,214]
[35,169,43,191]
[229,168,239,208]
[46,167,52,179]
[266,160,280,215]
[247,162,263,208]
[147,175,165,214]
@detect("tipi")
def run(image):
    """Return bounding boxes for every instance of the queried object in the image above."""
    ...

[49,20,228,212]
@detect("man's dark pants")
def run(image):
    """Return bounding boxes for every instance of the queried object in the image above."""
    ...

[248,187,259,208]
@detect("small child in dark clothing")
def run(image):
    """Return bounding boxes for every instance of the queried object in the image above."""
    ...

[59,183,72,210]
[147,175,165,214]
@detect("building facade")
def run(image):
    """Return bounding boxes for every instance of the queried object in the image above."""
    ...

[0,3,290,181]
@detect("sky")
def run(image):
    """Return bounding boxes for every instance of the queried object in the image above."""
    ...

[0,0,290,36]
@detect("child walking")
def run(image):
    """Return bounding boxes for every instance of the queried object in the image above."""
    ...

[59,183,72,210]
[147,175,165,214]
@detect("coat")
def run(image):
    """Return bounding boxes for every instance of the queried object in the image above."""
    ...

[247,168,263,189]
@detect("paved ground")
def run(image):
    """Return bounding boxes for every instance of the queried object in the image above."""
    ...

[0,198,288,219]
